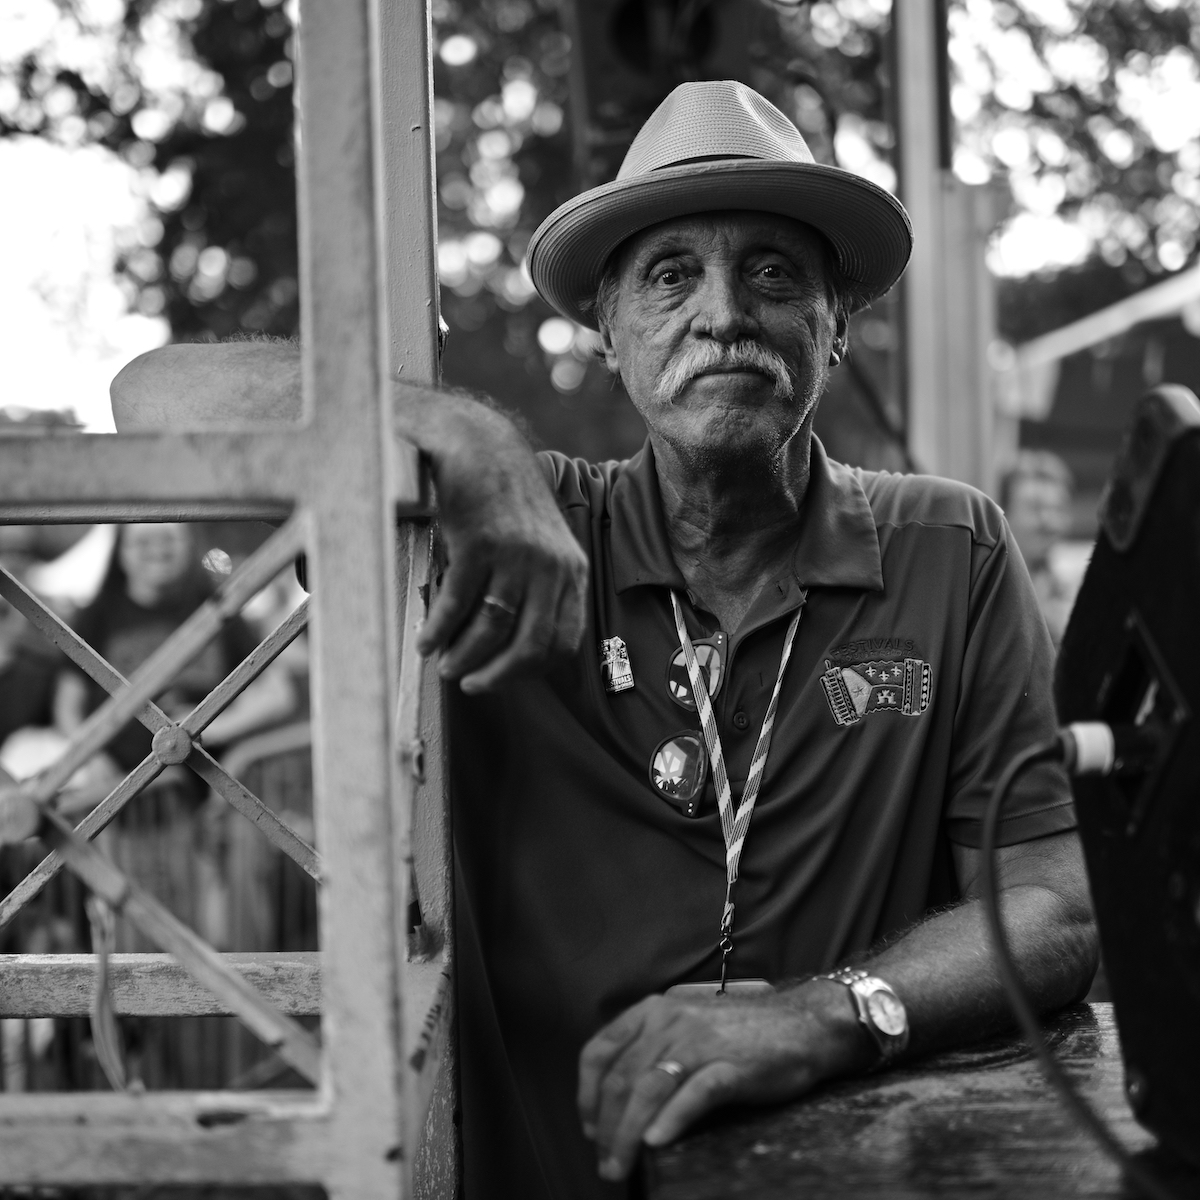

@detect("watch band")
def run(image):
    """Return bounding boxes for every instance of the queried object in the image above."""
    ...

[817,967,910,1068]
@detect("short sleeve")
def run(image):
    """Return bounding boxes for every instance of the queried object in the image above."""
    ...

[943,519,1076,847]
[536,449,624,515]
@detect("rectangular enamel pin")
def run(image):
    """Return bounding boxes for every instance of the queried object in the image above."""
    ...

[599,636,635,693]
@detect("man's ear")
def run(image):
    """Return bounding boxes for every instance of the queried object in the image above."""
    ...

[829,309,850,367]
[597,322,622,378]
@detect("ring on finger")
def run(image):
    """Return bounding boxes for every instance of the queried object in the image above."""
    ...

[480,593,519,621]
[652,1059,687,1085]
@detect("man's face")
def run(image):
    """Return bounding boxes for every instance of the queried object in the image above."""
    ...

[598,210,845,472]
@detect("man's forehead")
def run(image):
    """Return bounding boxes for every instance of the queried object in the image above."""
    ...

[617,210,829,264]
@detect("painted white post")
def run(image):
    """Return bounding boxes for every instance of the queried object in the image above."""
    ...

[894,0,999,493]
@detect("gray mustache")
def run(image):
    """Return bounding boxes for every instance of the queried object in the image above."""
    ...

[656,341,795,402]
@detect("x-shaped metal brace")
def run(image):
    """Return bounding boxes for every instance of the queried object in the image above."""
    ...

[0,515,323,1084]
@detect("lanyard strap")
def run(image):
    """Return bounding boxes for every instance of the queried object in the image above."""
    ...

[669,590,805,989]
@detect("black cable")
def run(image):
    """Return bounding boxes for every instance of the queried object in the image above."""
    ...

[981,737,1182,1200]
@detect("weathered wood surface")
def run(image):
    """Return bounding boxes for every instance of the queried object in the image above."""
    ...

[0,952,320,1017]
[0,1091,328,1185]
[646,1004,1200,1199]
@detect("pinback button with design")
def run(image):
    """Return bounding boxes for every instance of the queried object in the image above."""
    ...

[649,731,708,818]
[665,631,727,711]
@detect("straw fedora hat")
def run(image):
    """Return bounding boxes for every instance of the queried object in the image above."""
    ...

[527,80,912,329]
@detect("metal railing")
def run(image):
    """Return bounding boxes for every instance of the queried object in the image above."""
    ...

[0,0,453,1191]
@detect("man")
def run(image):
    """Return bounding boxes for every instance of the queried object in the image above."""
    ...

[1000,450,1084,645]
[112,81,1096,1200]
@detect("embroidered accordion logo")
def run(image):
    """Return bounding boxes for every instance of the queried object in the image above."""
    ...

[821,657,932,727]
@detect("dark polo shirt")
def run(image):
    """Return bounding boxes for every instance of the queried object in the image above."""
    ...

[449,437,1075,1200]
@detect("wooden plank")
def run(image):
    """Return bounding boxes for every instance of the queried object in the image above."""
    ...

[0,431,421,516]
[0,502,291,524]
[646,1005,1157,1200]
[0,1093,329,1186]
[0,952,320,1017]
[0,431,304,507]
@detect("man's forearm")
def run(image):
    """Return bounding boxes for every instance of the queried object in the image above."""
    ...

[854,882,1097,1060]
[109,343,588,691]
[581,829,1099,1180]
[111,343,533,473]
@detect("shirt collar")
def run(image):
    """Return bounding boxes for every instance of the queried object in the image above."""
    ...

[609,436,883,595]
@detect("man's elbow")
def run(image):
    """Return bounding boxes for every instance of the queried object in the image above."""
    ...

[1039,883,1100,1006]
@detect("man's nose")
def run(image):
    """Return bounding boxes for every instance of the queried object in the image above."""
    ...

[690,269,759,343]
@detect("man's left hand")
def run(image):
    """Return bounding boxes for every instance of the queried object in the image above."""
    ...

[577,983,869,1182]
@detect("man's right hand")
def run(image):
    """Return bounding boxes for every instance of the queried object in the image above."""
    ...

[110,345,589,692]
[394,383,589,692]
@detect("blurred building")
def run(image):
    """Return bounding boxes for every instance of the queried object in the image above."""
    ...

[996,266,1200,541]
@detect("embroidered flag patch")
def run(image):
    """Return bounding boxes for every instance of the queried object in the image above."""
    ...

[821,657,932,727]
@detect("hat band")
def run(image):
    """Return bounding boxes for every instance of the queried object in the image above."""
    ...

[652,154,764,171]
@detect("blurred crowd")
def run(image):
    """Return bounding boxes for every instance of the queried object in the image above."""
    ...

[0,517,311,1092]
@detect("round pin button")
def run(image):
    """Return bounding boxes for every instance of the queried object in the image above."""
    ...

[732,710,750,730]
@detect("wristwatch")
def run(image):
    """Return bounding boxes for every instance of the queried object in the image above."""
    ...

[818,967,910,1067]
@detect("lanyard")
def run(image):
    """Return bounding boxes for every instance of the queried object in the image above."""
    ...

[670,590,806,991]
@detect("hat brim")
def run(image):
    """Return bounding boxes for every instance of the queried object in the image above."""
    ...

[527,159,913,329]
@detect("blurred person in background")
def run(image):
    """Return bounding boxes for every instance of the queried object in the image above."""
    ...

[1000,451,1089,646]
[54,522,297,772]
[0,522,93,749]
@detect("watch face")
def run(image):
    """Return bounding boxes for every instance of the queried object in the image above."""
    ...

[866,990,908,1037]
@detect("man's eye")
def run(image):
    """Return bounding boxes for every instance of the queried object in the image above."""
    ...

[758,264,786,279]
[656,268,682,286]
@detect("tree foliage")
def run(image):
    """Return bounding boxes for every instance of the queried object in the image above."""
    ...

[1,0,297,339]
[952,0,1200,289]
